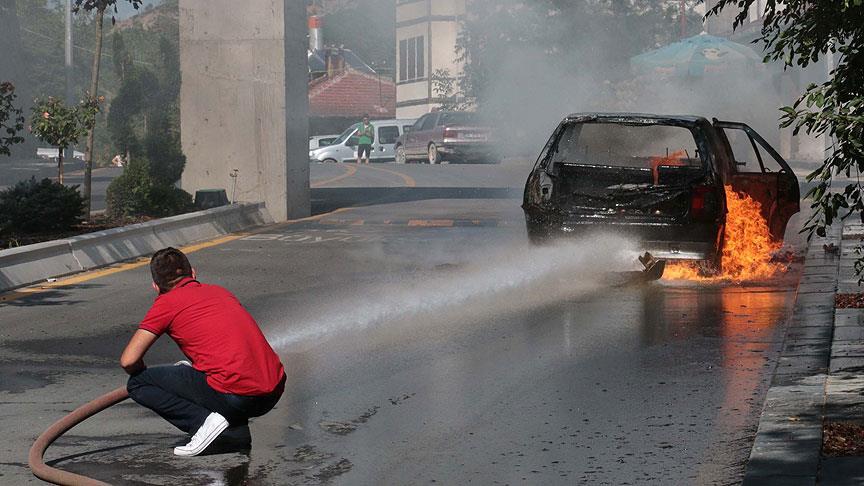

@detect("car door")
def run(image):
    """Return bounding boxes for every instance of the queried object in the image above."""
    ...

[375,125,401,162]
[713,119,800,240]
[411,113,439,156]
[405,115,428,156]
[341,127,360,163]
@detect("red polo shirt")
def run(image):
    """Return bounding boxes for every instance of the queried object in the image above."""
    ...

[139,278,284,396]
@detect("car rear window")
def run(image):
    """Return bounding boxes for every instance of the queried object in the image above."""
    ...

[551,123,702,169]
[439,112,480,126]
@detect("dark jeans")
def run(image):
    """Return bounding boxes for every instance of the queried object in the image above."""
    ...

[127,365,284,439]
[358,144,372,158]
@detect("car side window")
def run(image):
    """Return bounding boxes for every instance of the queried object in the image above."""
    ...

[723,128,763,173]
[722,127,787,173]
[378,126,400,144]
[412,116,427,132]
[420,114,437,131]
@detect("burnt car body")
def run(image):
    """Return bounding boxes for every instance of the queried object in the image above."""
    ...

[395,111,495,164]
[523,113,799,273]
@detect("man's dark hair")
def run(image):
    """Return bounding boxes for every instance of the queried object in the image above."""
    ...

[150,247,193,293]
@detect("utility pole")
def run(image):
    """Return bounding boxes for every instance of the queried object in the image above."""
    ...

[65,0,74,164]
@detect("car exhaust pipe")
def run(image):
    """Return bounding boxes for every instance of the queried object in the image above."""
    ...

[29,386,129,486]
[638,252,666,281]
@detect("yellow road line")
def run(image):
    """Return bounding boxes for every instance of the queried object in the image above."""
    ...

[310,164,358,188]
[407,219,453,227]
[366,165,417,187]
[0,207,356,303]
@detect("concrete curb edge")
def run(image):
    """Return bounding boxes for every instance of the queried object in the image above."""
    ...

[742,225,842,486]
[0,203,273,293]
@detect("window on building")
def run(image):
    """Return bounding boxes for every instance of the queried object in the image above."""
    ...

[399,36,425,82]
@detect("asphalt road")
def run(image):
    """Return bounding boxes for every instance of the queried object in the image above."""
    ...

[0,162,808,485]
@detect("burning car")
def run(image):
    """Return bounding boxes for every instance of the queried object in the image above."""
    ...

[522,113,799,278]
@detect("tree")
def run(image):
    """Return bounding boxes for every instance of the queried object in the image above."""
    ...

[0,82,24,156]
[706,1,864,269]
[73,0,143,218]
[319,0,396,75]
[30,96,98,184]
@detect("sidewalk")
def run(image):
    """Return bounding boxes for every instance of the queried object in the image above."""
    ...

[743,222,864,485]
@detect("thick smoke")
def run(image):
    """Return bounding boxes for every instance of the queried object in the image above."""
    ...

[458,2,791,161]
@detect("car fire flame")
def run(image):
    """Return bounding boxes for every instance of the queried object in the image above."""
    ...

[664,185,785,282]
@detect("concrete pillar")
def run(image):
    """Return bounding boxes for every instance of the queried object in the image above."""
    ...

[179,0,310,222]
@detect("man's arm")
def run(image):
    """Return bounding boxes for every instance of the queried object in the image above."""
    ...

[120,329,159,375]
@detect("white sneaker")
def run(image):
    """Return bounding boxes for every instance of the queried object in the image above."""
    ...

[174,412,229,456]
[174,360,192,367]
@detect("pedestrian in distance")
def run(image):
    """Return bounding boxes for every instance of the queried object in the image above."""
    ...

[121,247,285,456]
[355,113,375,164]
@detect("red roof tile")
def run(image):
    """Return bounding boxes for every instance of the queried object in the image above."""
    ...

[309,68,396,118]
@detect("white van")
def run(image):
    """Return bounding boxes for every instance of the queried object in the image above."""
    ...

[309,118,417,163]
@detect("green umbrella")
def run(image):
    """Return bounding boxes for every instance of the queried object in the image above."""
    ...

[631,33,762,77]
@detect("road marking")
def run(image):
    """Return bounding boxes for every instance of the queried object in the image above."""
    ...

[311,164,358,188]
[365,165,417,187]
[408,219,454,227]
[0,207,356,303]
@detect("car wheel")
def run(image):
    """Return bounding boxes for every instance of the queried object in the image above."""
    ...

[323,158,337,164]
[428,143,441,165]
[395,145,407,164]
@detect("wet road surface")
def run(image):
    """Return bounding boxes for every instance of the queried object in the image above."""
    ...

[0,165,806,485]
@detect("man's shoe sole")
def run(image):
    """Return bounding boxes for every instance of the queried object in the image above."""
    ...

[173,420,229,457]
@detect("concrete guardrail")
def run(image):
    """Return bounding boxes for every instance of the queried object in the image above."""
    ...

[0,203,272,293]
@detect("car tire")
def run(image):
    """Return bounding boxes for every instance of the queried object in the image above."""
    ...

[395,145,407,164]
[323,158,337,164]
[428,143,441,165]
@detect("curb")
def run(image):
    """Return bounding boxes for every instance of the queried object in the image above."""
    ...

[0,203,272,293]
[742,220,864,485]
[820,223,864,485]
[742,225,841,485]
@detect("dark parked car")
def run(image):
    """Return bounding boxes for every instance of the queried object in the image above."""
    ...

[523,113,799,276]
[395,111,495,164]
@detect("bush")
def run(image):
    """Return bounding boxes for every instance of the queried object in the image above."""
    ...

[0,177,84,235]
[106,156,193,219]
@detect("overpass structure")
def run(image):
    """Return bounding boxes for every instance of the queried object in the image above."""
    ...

[179,0,310,222]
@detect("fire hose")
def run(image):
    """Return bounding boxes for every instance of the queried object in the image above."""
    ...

[29,386,129,486]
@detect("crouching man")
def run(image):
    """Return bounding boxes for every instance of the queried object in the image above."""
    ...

[121,247,285,456]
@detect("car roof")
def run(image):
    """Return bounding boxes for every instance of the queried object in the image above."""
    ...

[563,112,709,125]
[371,118,417,126]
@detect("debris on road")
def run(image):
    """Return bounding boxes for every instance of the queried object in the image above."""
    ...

[315,458,353,480]
[823,422,864,456]
[836,293,864,308]
[319,420,357,435]
[293,444,332,463]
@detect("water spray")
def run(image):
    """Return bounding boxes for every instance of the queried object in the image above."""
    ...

[270,234,640,351]
[29,235,642,484]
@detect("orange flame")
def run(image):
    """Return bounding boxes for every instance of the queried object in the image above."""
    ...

[650,150,688,184]
[664,186,784,282]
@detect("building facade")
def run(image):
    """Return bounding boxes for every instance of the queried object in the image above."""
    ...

[395,0,465,118]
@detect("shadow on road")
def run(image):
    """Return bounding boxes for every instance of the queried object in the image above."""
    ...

[311,186,521,215]
[0,283,106,308]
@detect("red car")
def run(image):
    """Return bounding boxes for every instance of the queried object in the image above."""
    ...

[395,111,496,164]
